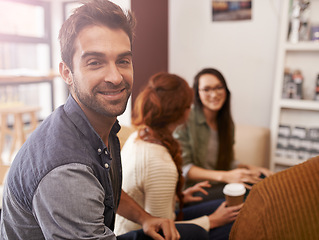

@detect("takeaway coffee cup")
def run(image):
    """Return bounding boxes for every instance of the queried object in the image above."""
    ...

[223,183,246,207]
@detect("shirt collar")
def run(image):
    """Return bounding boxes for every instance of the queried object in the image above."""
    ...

[194,105,207,125]
[63,95,120,154]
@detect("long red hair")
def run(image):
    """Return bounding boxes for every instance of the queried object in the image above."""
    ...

[132,72,193,220]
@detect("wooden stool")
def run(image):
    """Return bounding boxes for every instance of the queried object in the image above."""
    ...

[0,162,10,209]
[0,104,41,163]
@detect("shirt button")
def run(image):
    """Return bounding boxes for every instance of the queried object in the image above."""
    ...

[105,150,108,155]
[98,148,102,153]
[104,163,109,169]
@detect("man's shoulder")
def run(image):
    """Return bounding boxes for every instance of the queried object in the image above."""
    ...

[6,103,97,212]
[251,156,319,198]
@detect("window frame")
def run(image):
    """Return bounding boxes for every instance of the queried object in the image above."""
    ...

[0,0,51,45]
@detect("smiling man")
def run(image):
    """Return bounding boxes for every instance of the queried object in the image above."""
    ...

[66,26,133,120]
[0,1,184,239]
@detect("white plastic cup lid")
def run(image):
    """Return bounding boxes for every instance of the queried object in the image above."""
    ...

[223,183,246,196]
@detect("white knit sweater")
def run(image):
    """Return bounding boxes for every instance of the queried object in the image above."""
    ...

[114,132,209,236]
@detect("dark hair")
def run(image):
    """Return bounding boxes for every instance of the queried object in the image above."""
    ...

[132,72,193,220]
[193,68,234,170]
[59,0,136,72]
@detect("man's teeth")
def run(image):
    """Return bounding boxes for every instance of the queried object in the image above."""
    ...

[103,89,123,95]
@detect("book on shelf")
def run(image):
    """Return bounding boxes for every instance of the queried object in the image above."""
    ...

[276,125,291,158]
[295,126,309,160]
[308,128,319,158]
[287,126,308,160]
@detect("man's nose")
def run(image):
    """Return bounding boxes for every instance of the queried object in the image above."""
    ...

[104,63,123,85]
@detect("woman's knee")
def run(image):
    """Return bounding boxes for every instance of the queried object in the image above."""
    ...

[175,223,209,240]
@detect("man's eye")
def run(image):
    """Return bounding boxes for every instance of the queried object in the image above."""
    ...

[118,59,131,65]
[88,61,100,66]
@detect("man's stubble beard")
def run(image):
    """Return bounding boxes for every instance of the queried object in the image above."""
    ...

[72,77,131,118]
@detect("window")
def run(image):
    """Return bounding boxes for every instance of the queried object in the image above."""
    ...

[0,0,53,118]
[0,0,51,73]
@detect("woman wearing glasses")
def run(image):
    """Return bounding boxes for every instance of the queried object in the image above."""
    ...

[174,68,272,202]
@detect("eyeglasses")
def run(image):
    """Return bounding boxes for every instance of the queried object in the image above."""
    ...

[199,86,225,95]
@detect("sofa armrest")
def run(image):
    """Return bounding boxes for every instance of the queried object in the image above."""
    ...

[117,125,135,149]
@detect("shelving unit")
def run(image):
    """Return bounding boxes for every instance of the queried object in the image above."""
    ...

[270,0,319,172]
[0,75,56,111]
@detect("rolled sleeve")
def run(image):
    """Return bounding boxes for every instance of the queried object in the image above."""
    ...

[182,163,194,179]
[176,215,210,232]
[32,163,116,240]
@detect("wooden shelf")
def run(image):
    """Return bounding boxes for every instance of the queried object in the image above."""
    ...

[280,99,319,111]
[285,41,319,51]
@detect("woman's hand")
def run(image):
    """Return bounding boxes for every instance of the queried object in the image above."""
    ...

[182,181,211,203]
[245,165,274,177]
[222,168,261,189]
[208,201,243,229]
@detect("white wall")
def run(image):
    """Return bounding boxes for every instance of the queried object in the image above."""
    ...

[169,0,282,128]
[111,0,132,126]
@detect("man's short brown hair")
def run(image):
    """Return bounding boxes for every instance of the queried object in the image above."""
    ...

[59,0,136,72]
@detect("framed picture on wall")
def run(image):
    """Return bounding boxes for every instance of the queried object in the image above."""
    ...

[212,0,252,22]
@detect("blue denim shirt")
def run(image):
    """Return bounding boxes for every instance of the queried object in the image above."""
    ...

[0,95,121,240]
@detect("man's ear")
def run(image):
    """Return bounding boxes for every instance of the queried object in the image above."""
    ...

[59,61,73,86]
